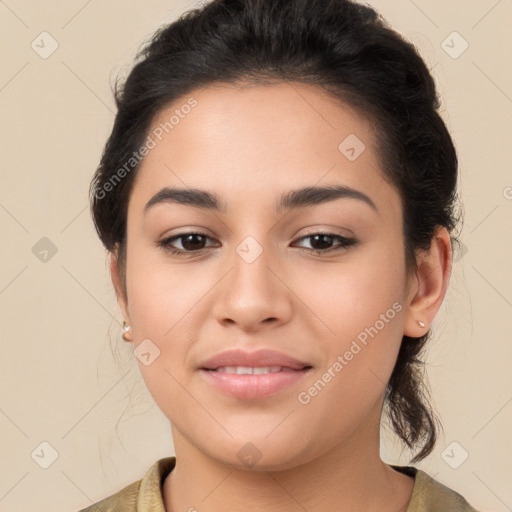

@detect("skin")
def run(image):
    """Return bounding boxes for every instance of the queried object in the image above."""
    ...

[110,81,452,512]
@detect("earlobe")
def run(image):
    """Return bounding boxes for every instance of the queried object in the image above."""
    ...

[403,227,453,338]
[121,321,132,342]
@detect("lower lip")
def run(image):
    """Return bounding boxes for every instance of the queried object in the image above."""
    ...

[199,368,311,400]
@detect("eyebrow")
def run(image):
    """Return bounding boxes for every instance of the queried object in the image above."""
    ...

[144,184,379,215]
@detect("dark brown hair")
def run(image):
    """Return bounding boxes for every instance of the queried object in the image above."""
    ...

[90,0,462,463]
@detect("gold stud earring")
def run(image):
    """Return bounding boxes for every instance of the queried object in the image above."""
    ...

[121,321,132,342]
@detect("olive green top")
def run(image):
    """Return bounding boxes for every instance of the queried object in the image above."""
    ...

[76,457,480,512]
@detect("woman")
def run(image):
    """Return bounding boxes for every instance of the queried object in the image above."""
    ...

[80,0,479,510]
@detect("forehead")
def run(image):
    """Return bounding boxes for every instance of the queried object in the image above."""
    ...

[148,81,371,152]
[128,81,400,219]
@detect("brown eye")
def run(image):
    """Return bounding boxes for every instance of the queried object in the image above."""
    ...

[293,233,357,253]
[156,231,357,257]
[157,231,214,255]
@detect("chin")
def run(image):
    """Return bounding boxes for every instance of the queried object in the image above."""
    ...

[202,436,313,473]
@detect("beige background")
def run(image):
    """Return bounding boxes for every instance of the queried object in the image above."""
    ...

[0,0,511,510]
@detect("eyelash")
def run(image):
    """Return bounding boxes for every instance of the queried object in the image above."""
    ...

[156,231,357,256]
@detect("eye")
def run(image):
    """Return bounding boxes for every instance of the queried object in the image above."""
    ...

[156,231,216,255]
[293,232,357,253]
[156,231,357,256]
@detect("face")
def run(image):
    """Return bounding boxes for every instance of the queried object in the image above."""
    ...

[115,82,418,470]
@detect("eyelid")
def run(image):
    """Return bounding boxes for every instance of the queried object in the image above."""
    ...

[158,224,354,241]
[156,228,358,256]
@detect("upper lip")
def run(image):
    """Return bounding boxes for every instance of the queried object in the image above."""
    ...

[199,349,311,371]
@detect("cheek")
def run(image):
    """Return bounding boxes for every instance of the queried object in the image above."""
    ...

[301,245,406,337]
[126,248,205,337]
[299,246,406,401]
[124,256,194,409]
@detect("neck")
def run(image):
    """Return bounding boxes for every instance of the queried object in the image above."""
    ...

[163,414,415,512]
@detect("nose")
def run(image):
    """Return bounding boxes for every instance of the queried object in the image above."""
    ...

[211,244,294,332]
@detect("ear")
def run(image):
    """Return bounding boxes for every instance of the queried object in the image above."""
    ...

[109,247,131,326]
[403,226,453,337]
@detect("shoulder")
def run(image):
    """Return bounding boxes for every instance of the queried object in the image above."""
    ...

[78,480,141,512]
[75,480,141,512]
[74,457,176,512]
[400,466,481,512]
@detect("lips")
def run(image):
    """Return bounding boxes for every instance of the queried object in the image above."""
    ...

[214,366,296,374]
[199,348,311,372]
[198,348,313,400]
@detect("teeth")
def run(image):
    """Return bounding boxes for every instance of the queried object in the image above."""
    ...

[215,366,283,374]
[253,366,282,374]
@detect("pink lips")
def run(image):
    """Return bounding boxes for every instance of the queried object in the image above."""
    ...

[200,348,310,371]
[198,348,312,400]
